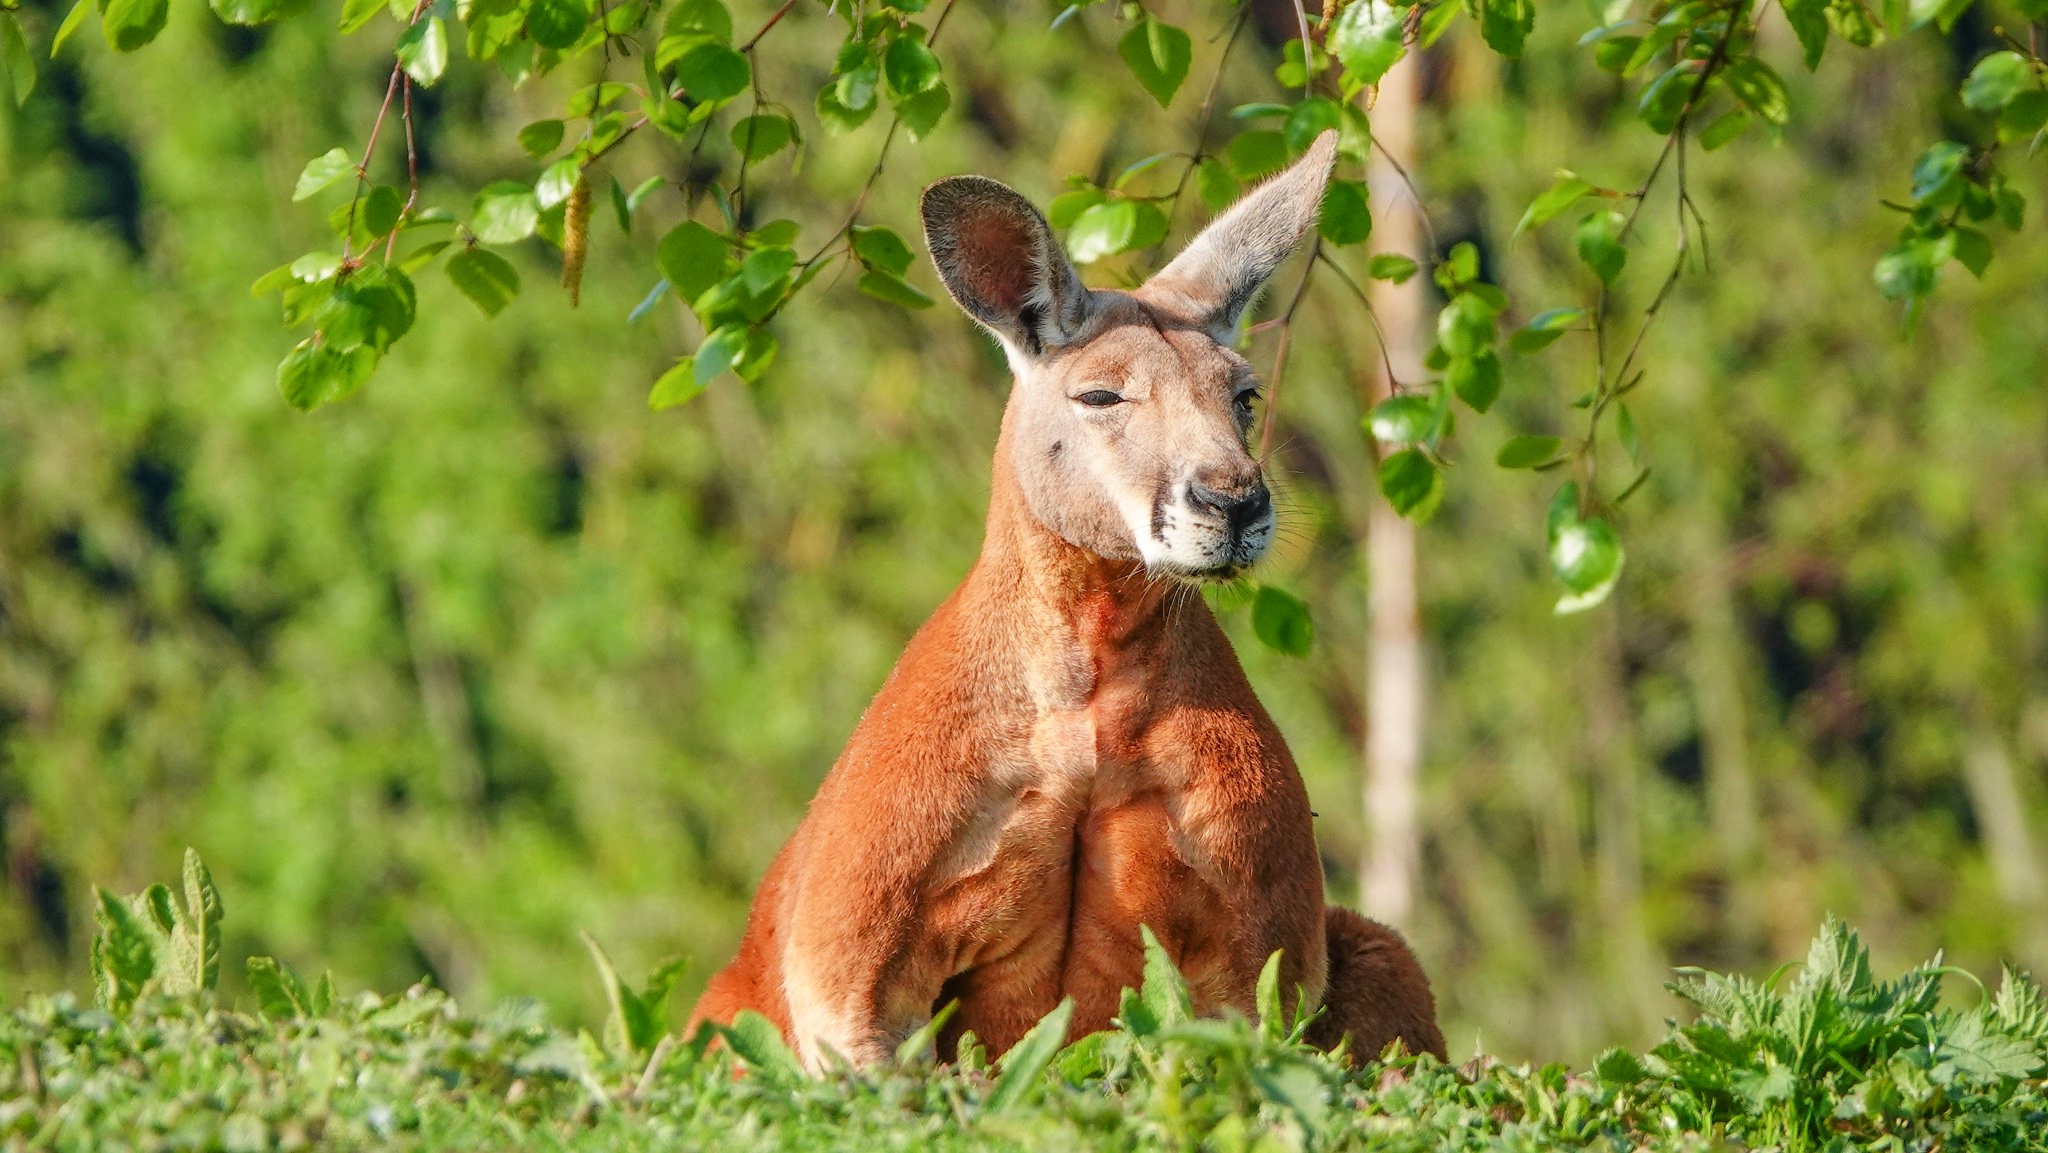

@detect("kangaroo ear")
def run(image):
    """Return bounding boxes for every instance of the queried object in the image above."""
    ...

[1147,131,1338,341]
[921,176,1094,360]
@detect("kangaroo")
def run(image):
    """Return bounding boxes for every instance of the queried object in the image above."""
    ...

[688,131,1444,1070]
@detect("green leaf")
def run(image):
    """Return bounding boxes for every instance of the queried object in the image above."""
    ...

[1952,225,1992,277]
[1195,156,1239,212]
[1448,349,1503,412]
[883,32,942,97]
[731,113,794,161]
[527,0,590,51]
[1368,394,1436,444]
[1999,90,2048,141]
[831,41,879,111]
[1477,0,1536,56]
[1367,253,1419,283]
[893,81,950,141]
[519,119,566,158]
[316,264,415,352]
[208,0,284,23]
[1331,0,1405,87]
[1516,174,1595,237]
[1255,950,1287,1041]
[52,0,94,57]
[472,181,540,244]
[694,324,749,386]
[1911,140,1969,202]
[1637,61,1701,135]
[1437,293,1498,358]
[1318,180,1372,246]
[894,1001,961,1066]
[1226,130,1290,181]
[1909,0,1973,32]
[164,848,223,997]
[1576,211,1627,285]
[1251,586,1314,657]
[657,220,730,302]
[245,956,309,1019]
[101,0,170,51]
[857,268,935,309]
[535,159,581,211]
[721,1010,804,1079]
[985,999,1075,1111]
[741,245,796,295]
[399,239,452,274]
[91,887,161,1013]
[277,337,379,411]
[649,357,703,408]
[1378,449,1443,520]
[1284,98,1342,155]
[1,14,33,107]
[674,39,750,102]
[1699,107,1752,151]
[1118,15,1191,107]
[1510,307,1585,353]
[338,0,384,33]
[664,0,732,41]
[1066,199,1167,263]
[1963,51,2031,113]
[852,226,915,276]
[1874,236,1944,300]
[1048,187,1105,229]
[1782,0,1830,68]
[1724,57,1790,126]
[734,328,779,382]
[397,16,449,87]
[1616,403,1640,461]
[815,84,874,134]
[1138,925,1193,1026]
[294,148,354,202]
[446,247,521,316]
[360,184,405,238]
[1550,513,1625,612]
[581,931,657,1056]
[1496,435,1563,468]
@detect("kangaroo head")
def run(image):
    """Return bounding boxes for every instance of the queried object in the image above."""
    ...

[921,132,1337,580]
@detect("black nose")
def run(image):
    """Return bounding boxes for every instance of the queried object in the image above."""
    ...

[1187,483,1272,537]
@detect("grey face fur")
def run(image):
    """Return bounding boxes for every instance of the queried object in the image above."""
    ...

[920,131,1337,578]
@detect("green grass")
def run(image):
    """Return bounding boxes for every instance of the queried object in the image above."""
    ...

[3,855,2046,1151]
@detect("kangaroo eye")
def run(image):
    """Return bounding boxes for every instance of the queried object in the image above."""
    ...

[1235,389,1261,407]
[1074,390,1125,407]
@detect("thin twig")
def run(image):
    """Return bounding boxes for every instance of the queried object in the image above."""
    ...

[741,0,801,52]
[1317,251,1403,396]
[1147,6,1252,264]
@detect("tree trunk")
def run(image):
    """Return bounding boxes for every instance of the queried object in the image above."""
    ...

[1962,721,2048,967]
[1359,52,1427,930]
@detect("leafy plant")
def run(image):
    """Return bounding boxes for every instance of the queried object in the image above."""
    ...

[15,858,2048,1149]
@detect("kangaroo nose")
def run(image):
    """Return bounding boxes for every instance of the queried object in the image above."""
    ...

[1188,483,1272,536]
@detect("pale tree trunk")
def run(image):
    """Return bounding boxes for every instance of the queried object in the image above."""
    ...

[1359,52,1427,930]
[1684,510,1764,954]
[1961,721,2048,966]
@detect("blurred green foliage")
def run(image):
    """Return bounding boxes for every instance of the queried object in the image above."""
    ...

[1,0,2046,1068]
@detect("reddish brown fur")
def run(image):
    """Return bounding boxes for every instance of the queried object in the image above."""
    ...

[688,414,1444,1067]
[689,139,1441,1069]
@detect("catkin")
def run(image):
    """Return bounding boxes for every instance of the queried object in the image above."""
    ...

[562,175,591,307]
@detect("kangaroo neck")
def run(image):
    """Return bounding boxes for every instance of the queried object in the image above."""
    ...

[962,425,1183,685]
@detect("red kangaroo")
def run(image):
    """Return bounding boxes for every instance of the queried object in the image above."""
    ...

[689,132,1444,1069]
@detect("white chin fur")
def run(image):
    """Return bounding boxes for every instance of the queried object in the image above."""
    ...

[1128,488,1273,577]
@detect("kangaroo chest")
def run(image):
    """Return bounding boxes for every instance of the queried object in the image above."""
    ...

[922,699,1237,1043]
